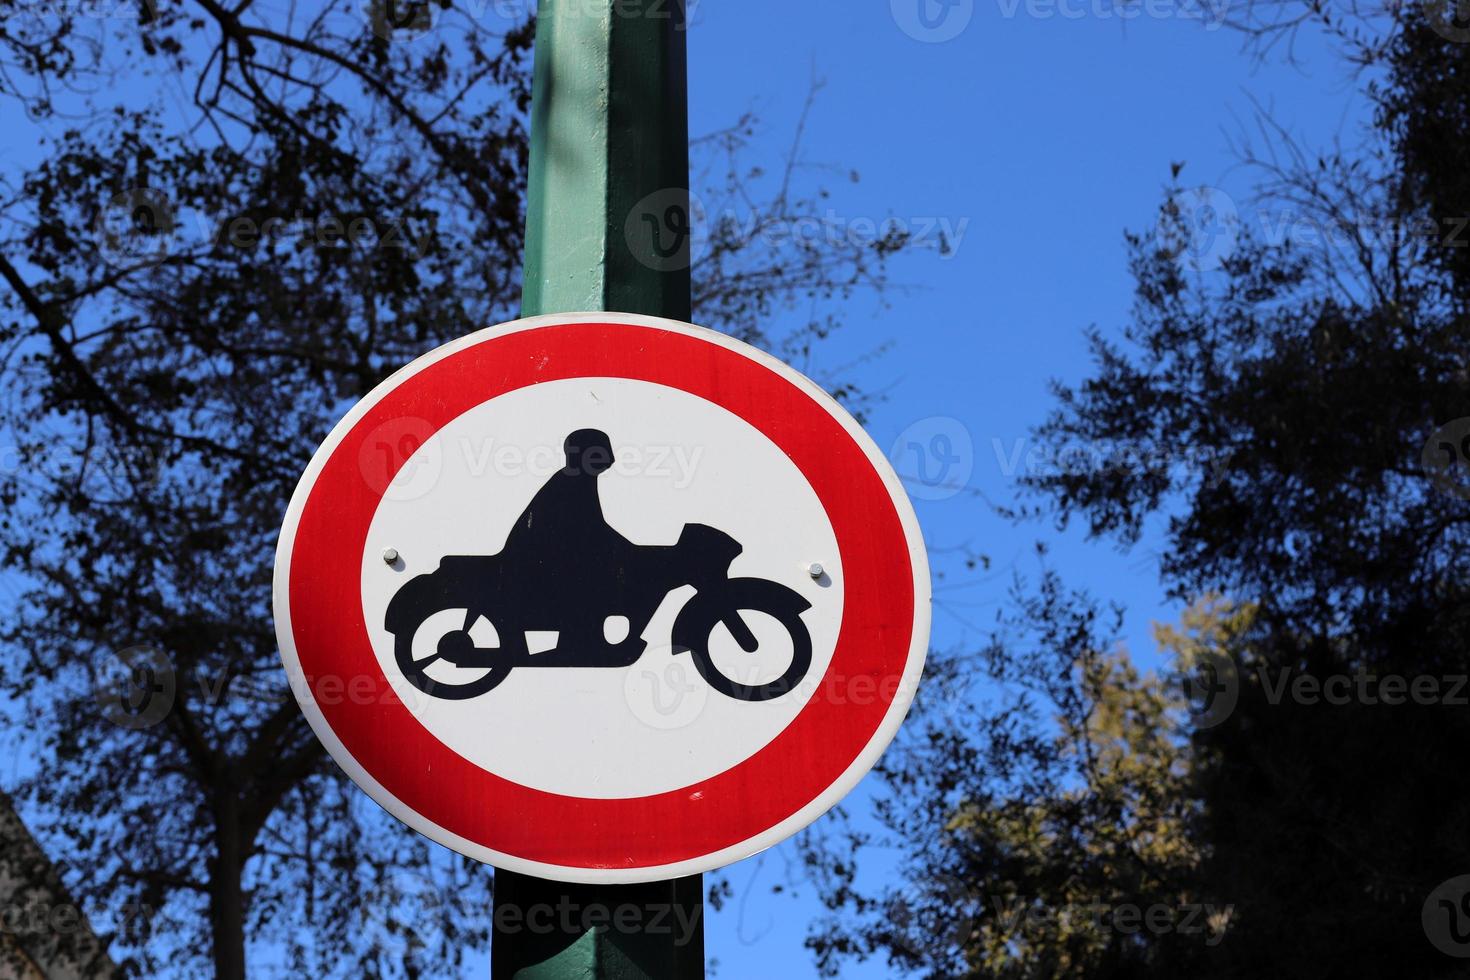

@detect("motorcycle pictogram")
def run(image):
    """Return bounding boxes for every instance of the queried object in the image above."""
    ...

[384,429,814,702]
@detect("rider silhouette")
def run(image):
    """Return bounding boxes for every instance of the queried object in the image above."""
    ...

[500,429,643,650]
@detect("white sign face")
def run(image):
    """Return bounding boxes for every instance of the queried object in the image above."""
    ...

[361,377,845,799]
[275,313,929,883]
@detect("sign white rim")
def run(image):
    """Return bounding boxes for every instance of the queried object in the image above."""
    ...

[273,311,931,884]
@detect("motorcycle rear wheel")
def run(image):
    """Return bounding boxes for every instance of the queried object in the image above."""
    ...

[387,572,517,701]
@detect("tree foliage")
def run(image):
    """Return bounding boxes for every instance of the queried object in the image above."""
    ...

[805,580,1242,979]
[808,2,1470,976]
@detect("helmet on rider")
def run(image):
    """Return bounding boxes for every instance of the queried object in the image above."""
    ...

[564,428,615,476]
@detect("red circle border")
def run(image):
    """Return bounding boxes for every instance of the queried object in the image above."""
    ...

[285,321,916,871]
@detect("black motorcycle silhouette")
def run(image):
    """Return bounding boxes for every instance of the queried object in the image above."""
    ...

[385,429,813,702]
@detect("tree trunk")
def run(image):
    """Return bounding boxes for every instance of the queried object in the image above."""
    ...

[208,798,247,980]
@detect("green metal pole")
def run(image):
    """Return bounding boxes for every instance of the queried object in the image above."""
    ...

[520,0,692,320]
[494,1,702,977]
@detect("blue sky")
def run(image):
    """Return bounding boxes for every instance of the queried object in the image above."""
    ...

[0,1,1380,976]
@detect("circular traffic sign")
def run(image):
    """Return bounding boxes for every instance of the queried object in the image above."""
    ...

[274,312,929,883]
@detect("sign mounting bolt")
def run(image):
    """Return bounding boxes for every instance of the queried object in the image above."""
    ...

[808,562,825,580]
[383,548,400,565]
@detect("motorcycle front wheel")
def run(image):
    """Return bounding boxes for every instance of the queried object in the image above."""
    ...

[673,578,813,702]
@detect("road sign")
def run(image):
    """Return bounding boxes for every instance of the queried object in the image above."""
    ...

[274,312,930,884]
